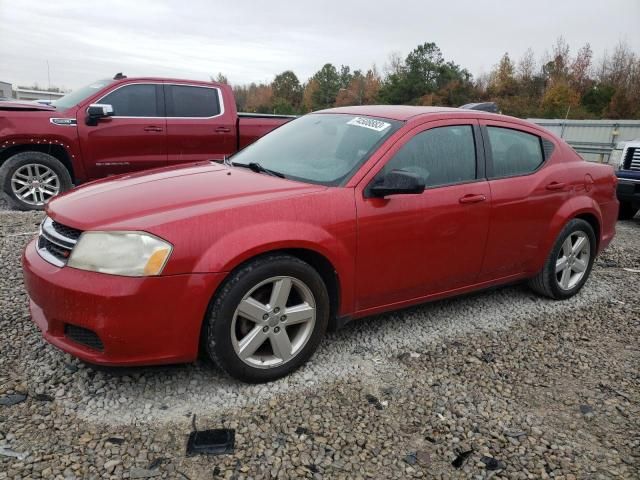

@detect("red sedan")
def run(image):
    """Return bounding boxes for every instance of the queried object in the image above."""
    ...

[22,106,618,382]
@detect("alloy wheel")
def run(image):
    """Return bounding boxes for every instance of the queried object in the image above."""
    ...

[555,231,590,290]
[10,163,60,206]
[231,276,316,368]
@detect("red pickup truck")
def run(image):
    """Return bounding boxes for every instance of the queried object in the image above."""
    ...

[0,75,293,210]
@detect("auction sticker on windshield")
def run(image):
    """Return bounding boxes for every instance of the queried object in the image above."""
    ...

[347,117,391,132]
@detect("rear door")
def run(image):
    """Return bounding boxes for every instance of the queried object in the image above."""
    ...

[354,120,491,311]
[478,120,571,280]
[77,83,167,179]
[164,83,236,163]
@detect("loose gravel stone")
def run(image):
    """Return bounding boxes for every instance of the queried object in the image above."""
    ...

[1,209,639,479]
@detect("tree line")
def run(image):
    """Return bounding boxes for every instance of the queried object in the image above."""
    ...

[217,38,640,119]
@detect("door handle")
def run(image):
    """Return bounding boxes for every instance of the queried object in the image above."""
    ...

[459,194,487,204]
[546,181,566,191]
[143,126,163,132]
[214,127,231,133]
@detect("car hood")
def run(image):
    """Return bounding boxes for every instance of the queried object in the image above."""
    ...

[47,162,326,230]
[0,100,57,111]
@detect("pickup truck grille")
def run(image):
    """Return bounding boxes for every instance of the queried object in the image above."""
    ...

[622,147,640,171]
[36,217,82,267]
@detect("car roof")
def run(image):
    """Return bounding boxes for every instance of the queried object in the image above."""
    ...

[315,105,463,121]
[113,77,222,87]
[314,105,548,134]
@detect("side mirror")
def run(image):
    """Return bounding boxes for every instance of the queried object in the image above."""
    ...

[86,103,114,126]
[368,169,426,198]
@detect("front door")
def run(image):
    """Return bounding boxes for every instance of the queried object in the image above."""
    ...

[355,120,491,312]
[77,83,167,179]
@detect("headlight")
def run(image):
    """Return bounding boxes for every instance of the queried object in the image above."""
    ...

[67,231,172,276]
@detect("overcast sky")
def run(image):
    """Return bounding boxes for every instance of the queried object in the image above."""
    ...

[1,0,639,91]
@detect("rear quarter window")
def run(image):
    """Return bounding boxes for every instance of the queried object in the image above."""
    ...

[487,127,544,178]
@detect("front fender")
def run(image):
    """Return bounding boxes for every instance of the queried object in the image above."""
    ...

[193,220,356,315]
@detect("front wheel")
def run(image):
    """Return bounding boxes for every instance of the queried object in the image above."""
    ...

[528,219,596,300]
[204,254,329,383]
[0,151,72,210]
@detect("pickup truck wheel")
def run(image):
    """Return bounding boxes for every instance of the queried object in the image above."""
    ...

[618,201,639,220]
[204,254,329,383]
[0,152,72,211]
[528,219,596,300]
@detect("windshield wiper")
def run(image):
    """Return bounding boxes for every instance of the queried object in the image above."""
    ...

[231,161,286,178]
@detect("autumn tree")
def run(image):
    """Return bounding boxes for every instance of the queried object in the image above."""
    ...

[487,53,518,97]
[245,83,273,113]
[228,38,640,120]
[570,43,593,95]
[541,81,580,117]
[302,78,319,112]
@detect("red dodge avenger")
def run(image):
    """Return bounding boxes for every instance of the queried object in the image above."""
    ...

[22,106,618,382]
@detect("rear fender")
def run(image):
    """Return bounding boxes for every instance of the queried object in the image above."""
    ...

[534,195,603,272]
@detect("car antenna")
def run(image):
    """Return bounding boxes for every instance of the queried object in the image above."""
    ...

[113,72,127,80]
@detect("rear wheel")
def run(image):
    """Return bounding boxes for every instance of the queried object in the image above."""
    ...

[204,254,329,383]
[0,151,72,210]
[618,201,639,220]
[528,219,596,299]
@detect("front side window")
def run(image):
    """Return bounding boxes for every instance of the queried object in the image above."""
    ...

[231,114,402,186]
[100,84,159,117]
[167,85,220,117]
[487,127,544,177]
[381,125,477,188]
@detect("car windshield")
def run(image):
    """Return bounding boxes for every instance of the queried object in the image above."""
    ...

[53,79,114,110]
[231,114,402,186]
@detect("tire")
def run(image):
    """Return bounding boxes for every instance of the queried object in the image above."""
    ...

[618,201,639,220]
[203,254,329,383]
[528,219,596,300]
[0,151,72,211]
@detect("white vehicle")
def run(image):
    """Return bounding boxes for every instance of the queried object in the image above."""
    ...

[616,138,640,220]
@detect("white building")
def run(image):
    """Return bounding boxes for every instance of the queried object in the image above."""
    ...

[0,81,11,99]
[14,87,66,102]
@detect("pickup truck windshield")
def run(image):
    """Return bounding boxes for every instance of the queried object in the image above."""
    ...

[231,114,402,186]
[53,79,114,110]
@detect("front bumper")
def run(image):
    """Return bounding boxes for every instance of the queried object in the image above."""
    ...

[616,174,640,206]
[22,239,225,366]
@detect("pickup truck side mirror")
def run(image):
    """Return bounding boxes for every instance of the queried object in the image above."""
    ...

[368,169,426,198]
[86,103,114,126]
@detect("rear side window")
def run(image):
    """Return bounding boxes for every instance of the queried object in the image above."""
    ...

[487,127,544,177]
[167,85,220,117]
[101,84,159,117]
[382,125,477,188]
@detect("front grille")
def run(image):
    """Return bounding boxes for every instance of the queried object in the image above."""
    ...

[36,217,82,267]
[64,324,104,351]
[623,147,640,171]
[51,221,82,241]
[37,235,71,262]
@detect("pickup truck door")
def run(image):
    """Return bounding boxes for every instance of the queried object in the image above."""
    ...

[164,83,236,163]
[76,83,167,179]
[354,120,491,312]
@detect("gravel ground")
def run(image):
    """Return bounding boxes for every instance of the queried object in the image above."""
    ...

[0,208,639,480]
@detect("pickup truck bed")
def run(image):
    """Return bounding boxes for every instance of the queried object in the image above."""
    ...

[238,113,296,150]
